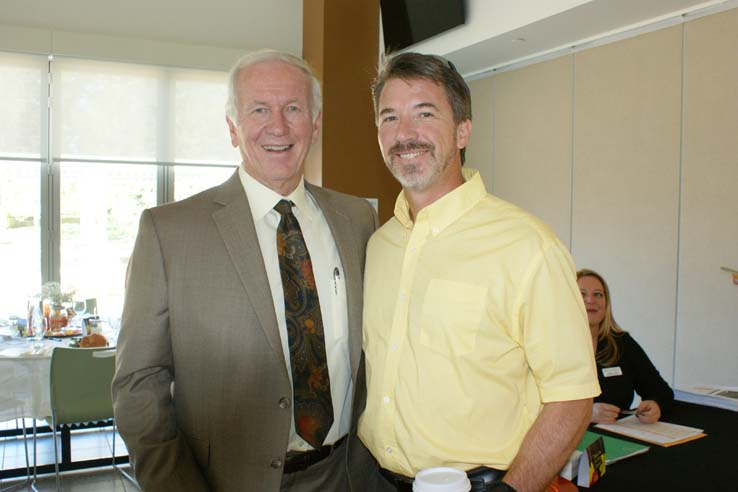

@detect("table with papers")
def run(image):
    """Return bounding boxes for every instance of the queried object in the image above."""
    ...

[595,414,705,447]
[586,400,738,491]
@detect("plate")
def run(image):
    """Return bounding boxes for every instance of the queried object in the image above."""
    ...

[45,329,83,338]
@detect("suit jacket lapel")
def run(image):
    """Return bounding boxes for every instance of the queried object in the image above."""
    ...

[307,183,363,381]
[211,172,288,374]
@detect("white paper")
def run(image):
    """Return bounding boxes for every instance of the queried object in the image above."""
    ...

[675,385,738,412]
[596,415,703,445]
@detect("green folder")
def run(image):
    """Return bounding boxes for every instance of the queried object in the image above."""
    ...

[577,430,650,464]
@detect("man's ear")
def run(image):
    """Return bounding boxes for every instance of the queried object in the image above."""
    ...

[226,116,239,147]
[311,111,323,145]
[456,119,472,149]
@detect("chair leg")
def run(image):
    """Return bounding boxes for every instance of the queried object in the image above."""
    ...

[22,419,40,492]
[32,420,38,483]
[0,419,31,492]
[52,419,61,492]
[112,420,139,489]
[20,419,30,477]
[30,420,40,492]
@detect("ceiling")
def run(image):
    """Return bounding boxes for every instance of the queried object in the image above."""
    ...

[0,0,302,52]
[0,0,732,76]
[428,0,734,77]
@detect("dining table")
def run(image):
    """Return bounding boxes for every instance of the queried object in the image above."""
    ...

[0,326,126,480]
[0,336,59,422]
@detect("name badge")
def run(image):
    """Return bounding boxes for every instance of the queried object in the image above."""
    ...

[602,366,623,377]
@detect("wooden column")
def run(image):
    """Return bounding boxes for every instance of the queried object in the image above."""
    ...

[303,0,400,223]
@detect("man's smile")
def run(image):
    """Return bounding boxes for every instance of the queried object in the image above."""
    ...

[262,144,293,152]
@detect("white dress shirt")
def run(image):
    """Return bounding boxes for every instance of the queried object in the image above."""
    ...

[238,167,351,451]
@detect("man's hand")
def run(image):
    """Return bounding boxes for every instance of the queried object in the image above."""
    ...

[591,402,620,424]
[636,400,661,424]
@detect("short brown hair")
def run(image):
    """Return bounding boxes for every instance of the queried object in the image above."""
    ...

[372,52,472,163]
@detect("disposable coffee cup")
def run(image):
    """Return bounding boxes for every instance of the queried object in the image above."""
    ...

[413,467,471,492]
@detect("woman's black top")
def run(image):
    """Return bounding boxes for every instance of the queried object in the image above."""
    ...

[595,332,674,413]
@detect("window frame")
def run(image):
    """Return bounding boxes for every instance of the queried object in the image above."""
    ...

[0,52,237,307]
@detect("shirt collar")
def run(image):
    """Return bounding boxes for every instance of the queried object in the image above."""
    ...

[238,166,314,222]
[393,168,487,234]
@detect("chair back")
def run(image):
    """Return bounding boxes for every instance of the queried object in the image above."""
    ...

[49,347,116,425]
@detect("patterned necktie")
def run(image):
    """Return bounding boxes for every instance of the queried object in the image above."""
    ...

[274,199,334,449]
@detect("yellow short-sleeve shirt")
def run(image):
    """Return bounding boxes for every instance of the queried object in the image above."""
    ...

[358,169,600,477]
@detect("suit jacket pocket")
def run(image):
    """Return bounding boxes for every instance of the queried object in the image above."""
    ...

[419,279,487,357]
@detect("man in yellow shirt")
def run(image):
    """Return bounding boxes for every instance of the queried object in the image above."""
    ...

[352,53,600,492]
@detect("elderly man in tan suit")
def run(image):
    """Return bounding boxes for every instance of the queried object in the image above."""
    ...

[112,50,377,492]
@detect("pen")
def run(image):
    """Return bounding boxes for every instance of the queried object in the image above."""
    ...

[333,267,340,294]
[621,409,644,416]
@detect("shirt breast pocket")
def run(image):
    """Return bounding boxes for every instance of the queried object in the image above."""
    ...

[419,279,487,357]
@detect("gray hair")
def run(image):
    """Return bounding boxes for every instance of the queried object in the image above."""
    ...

[225,49,322,124]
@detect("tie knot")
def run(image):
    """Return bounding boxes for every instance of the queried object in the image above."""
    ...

[274,199,294,217]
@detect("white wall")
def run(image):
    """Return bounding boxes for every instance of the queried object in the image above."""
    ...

[467,7,738,388]
[676,8,738,387]
[571,26,682,381]
[411,0,592,55]
[487,56,574,248]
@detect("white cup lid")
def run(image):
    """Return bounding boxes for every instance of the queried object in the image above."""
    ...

[413,467,471,492]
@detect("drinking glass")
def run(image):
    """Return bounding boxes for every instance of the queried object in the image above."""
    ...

[72,299,87,328]
[8,318,19,337]
[28,313,46,353]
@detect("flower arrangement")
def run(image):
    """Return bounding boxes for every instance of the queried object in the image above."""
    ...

[41,281,75,306]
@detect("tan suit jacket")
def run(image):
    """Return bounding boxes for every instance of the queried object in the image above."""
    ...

[112,171,378,492]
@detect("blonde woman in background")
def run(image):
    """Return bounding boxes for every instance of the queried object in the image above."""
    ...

[577,269,673,424]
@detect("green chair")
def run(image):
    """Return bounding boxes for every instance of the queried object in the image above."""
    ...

[48,347,138,491]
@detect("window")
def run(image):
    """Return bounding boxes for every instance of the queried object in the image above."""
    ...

[171,71,239,200]
[0,52,45,318]
[0,53,239,319]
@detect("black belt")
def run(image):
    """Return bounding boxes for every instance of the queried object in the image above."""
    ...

[283,435,347,474]
[380,466,505,492]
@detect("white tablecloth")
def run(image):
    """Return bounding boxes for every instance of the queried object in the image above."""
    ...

[0,338,57,421]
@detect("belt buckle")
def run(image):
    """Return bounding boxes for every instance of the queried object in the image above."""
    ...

[379,467,414,491]
[467,467,505,492]
[284,449,319,474]
[284,435,345,474]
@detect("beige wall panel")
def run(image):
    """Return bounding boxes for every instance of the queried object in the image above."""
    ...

[467,77,495,190]
[678,8,738,387]
[572,26,682,382]
[491,56,574,247]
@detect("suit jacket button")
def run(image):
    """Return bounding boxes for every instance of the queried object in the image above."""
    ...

[270,459,283,469]
[279,397,291,409]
